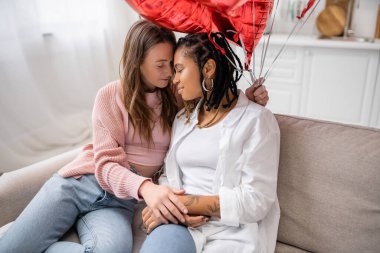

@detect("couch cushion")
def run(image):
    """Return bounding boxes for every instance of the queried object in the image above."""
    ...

[275,242,311,253]
[0,148,81,227]
[275,115,380,253]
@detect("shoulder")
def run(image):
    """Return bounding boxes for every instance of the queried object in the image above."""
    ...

[93,80,125,119]
[96,80,122,102]
[238,93,280,134]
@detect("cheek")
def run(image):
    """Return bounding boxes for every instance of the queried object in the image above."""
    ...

[193,84,203,96]
[141,65,158,82]
[184,77,202,97]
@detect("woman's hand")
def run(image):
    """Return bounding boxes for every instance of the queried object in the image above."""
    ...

[138,181,188,225]
[142,207,208,234]
[245,77,269,106]
[142,206,163,234]
[182,214,209,228]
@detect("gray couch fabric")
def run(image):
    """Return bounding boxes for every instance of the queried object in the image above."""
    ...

[275,115,380,253]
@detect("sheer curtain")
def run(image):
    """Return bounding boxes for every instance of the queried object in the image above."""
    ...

[0,0,139,173]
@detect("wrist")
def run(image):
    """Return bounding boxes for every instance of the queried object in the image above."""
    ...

[138,180,153,199]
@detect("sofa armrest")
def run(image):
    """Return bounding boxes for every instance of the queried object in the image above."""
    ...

[0,148,81,227]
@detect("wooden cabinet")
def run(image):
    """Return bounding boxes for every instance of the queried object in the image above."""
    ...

[237,35,380,128]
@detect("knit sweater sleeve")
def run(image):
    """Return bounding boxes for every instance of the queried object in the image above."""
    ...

[92,83,150,200]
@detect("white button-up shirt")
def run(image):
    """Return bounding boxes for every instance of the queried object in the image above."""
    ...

[160,92,281,253]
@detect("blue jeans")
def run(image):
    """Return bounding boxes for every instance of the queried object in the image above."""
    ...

[140,224,196,253]
[0,173,137,253]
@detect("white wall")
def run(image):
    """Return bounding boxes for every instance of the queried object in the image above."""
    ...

[0,0,139,173]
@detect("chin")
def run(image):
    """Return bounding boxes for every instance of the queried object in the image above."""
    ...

[181,93,199,101]
[159,84,169,89]
[157,80,170,88]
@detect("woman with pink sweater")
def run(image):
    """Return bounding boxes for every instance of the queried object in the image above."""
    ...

[0,20,268,253]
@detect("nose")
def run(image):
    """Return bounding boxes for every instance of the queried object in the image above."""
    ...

[172,73,180,86]
[164,64,173,78]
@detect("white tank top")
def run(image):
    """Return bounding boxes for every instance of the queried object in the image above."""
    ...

[176,124,221,195]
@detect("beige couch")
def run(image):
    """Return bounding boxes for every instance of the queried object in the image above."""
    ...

[1,114,379,252]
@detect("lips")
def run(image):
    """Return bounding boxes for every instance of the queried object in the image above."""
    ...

[177,86,184,94]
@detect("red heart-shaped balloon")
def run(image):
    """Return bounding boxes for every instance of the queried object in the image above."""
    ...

[125,0,273,69]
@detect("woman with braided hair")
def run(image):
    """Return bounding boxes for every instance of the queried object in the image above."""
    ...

[141,33,280,253]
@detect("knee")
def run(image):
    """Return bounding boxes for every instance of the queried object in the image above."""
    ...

[90,237,132,253]
[140,224,196,253]
[79,218,133,253]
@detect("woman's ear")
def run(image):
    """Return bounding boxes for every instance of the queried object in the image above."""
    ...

[202,58,216,79]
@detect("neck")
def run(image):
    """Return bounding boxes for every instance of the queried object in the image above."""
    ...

[202,89,236,113]
[143,85,158,93]
[198,90,238,128]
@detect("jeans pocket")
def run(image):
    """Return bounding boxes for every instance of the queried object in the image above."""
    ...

[91,190,110,209]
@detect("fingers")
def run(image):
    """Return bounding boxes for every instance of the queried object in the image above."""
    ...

[164,199,186,223]
[169,192,188,214]
[144,215,156,228]
[142,206,150,217]
[185,215,204,224]
[147,221,159,234]
[253,77,265,87]
[142,185,188,225]
[256,94,269,106]
[142,207,165,227]
[185,215,209,228]
[142,208,153,223]
[145,216,160,234]
[256,97,269,106]
[245,85,255,98]
[171,188,185,195]
[253,85,267,97]
[152,208,169,225]
[189,220,208,228]
[142,207,166,234]
[170,188,188,213]
[158,204,178,224]
[145,216,156,232]
[253,84,269,106]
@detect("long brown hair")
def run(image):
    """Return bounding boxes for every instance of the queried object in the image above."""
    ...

[120,19,177,145]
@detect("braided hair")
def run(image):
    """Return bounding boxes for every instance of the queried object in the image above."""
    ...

[176,33,243,112]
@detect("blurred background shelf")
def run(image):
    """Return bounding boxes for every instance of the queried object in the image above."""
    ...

[237,35,380,129]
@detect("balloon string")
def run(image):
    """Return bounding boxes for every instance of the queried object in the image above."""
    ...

[262,22,300,79]
[239,34,258,83]
[259,0,280,79]
[224,52,254,86]
[259,9,269,77]
[263,0,320,79]
[226,29,256,85]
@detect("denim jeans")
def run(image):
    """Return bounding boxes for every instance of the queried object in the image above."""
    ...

[0,173,137,253]
[140,224,196,253]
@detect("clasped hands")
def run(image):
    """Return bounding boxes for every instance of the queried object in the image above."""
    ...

[138,181,209,234]
[142,206,209,234]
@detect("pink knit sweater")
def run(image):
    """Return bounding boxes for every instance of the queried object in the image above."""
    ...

[58,81,171,200]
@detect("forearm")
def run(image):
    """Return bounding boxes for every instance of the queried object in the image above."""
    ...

[177,195,220,218]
